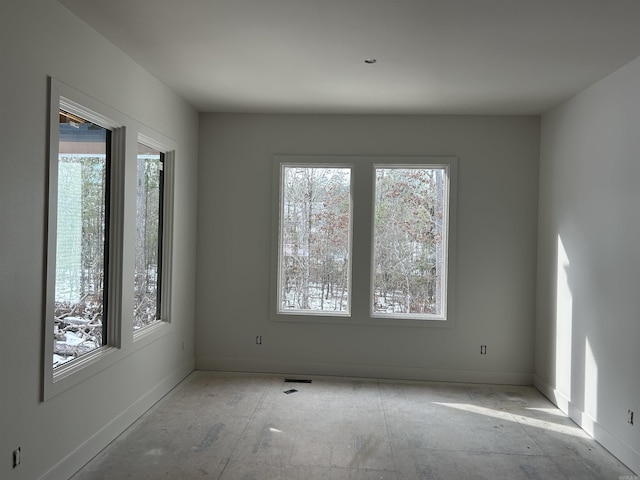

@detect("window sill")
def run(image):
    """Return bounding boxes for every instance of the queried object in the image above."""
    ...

[45,345,120,401]
[271,313,454,328]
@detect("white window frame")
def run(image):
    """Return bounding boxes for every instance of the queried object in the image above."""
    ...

[132,133,175,340]
[275,161,354,318]
[44,79,126,400]
[270,155,457,328]
[43,78,177,401]
[371,163,452,321]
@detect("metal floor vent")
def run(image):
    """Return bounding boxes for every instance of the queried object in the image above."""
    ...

[284,378,312,383]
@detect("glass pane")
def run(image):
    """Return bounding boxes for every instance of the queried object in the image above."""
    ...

[373,167,447,317]
[134,143,163,330]
[279,166,351,313]
[54,111,109,367]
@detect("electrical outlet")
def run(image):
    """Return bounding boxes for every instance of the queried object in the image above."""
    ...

[12,447,21,469]
[256,335,263,345]
[480,345,487,355]
[628,410,634,425]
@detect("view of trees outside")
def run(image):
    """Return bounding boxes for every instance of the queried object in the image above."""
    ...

[134,144,163,330]
[373,166,447,317]
[54,113,109,367]
[279,166,351,313]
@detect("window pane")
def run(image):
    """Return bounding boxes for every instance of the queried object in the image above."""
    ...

[134,143,164,330]
[373,167,448,318]
[54,111,110,367]
[279,166,351,313]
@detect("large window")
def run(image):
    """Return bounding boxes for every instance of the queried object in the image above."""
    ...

[272,156,456,326]
[45,82,126,400]
[44,78,176,400]
[278,165,352,315]
[53,111,112,367]
[372,166,450,319]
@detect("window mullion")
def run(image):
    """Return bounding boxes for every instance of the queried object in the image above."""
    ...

[107,127,126,348]
[350,161,374,319]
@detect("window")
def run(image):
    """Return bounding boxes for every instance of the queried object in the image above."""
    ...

[44,78,176,400]
[272,156,456,326]
[134,142,164,330]
[52,110,112,367]
[372,166,450,319]
[45,80,127,399]
[132,134,174,338]
[278,165,352,315]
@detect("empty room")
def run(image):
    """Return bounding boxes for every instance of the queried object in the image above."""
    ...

[1,0,639,479]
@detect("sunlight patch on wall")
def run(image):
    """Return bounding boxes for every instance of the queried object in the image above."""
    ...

[555,235,573,406]
[584,337,598,430]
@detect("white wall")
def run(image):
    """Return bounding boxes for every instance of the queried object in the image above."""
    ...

[536,56,640,473]
[0,1,198,479]
[196,114,540,384]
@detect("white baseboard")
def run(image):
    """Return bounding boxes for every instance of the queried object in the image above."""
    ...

[195,356,533,385]
[533,374,639,475]
[39,359,194,480]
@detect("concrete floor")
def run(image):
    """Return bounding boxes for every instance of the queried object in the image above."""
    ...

[72,371,635,479]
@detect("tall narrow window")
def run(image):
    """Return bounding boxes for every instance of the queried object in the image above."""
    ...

[372,166,450,319]
[53,110,111,367]
[134,142,164,330]
[278,165,352,314]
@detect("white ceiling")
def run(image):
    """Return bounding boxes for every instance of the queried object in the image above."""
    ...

[58,0,640,115]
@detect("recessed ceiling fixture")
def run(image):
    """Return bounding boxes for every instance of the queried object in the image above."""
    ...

[364,58,377,64]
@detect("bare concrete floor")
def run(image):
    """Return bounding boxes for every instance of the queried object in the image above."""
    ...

[72,371,636,479]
